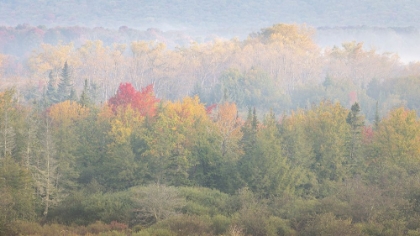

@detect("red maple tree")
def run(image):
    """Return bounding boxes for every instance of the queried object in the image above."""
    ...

[108,83,159,117]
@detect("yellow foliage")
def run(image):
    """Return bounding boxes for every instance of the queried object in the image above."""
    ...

[48,101,89,127]
[213,103,242,132]
[114,105,144,127]
[213,102,243,159]
[164,96,209,125]
[130,41,150,57]
[78,40,106,58]
[110,118,132,144]
[28,42,80,80]
[108,105,144,144]
[376,107,420,163]
[261,24,317,52]
[97,103,115,122]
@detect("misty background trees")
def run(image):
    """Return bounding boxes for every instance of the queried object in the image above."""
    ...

[2,20,420,235]
[0,23,418,121]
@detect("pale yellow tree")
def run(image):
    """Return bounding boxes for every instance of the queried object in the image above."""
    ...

[28,42,80,81]
[326,41,401,87]
[129,41,151,88]
[78,40,107,85]
[211,102,243,160]
[242,24,323,95]
[77,41,128,101]
[129,41,174,97]
[186,39,239,94]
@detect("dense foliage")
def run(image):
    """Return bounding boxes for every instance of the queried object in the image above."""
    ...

[1,24,420,120]
[1,80,420,235]
[2,23,420,235]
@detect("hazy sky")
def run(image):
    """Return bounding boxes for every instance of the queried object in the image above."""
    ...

[1,0,420,62]
[1,0,419,30]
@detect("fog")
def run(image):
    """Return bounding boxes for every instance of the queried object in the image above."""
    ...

[316,26,420,63]
[1,0,420,63]
[3,2,420,235]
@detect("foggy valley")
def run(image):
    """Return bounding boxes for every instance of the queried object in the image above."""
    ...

[1,1,420,235]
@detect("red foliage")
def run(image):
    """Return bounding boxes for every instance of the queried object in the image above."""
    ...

[108,83,159,117]
[362,126,374,144]
[349,91,358,105]
[205,104,217,114]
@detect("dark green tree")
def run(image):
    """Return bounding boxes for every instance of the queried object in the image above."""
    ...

[57,61,73,102]
[79,80,91,107]
[257,111,298,196]
[239,110,298,197]
[46,71,58,105]
[74,110,107,187]
[237,108,259,193]
[374,101,380,130]
[0,157,35,234]
[240,108,258,152]
[279,111,318,197]
[69,87,78,102]
[346,102,364,160]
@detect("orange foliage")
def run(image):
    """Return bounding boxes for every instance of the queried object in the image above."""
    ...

[212,102,243,159]
[163,96,208,124]
[48,100,89,126]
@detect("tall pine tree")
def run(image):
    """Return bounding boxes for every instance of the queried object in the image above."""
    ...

[57,61,74,102]
[346,102,364,160]
[46,71,58,105]
[79,79,91,107]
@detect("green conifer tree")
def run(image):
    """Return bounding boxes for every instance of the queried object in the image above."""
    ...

[57,61,73,102]
[79,79,91,107]
[346,102,364,160]
[46,71,58,105]
[374,101,380,130]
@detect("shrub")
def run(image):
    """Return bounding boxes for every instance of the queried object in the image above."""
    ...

[301,213,360,236]
[86,221,112,234]
[153,215,213,236]
[211,214,231,235]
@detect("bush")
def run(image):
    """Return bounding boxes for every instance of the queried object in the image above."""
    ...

[211,214,231,235]
[301,213,360,236]
[179,187,231,216]
[133,228,175,236]
[131,184,186,226]
[267,216,296,236]
[49,190,134,226]
[86,221,112,234]
[98,231,130,236]
[152,215,213,236]
[8,220,43,235]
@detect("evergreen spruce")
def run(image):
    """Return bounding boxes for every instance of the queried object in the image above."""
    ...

[346,102,364,159]
[69,87,78,101]
[374,101,380,130]
[46,71,58,105]
[79,79,91,107]
[57,61,73,102]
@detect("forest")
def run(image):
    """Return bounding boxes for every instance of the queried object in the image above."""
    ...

[2,23,420,235]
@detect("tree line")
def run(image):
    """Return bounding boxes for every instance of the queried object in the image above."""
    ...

[2,79,420,235]
[1,24,420,120]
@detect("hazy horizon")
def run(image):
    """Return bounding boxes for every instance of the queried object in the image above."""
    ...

[2,0,420,62]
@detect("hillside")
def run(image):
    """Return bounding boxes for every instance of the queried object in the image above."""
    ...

[2,2,420,235]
